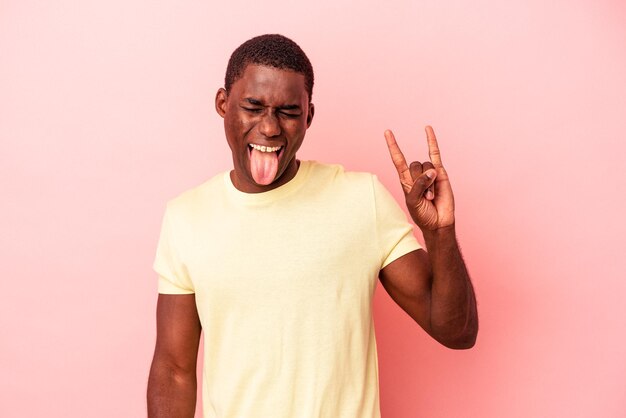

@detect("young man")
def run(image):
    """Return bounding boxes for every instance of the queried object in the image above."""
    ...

[147,34,478,418]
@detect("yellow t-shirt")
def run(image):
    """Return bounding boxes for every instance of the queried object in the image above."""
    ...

[153,160,421,418]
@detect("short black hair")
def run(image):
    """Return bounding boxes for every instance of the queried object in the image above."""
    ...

[224,34,314,101]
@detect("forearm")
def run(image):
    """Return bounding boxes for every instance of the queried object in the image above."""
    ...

[422,224,478,349]
[147,360,197,418]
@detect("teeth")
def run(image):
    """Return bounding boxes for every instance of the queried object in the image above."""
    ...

[250,144,282,152]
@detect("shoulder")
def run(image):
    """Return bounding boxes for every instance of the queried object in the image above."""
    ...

[164,171,227,219]
[299,160,383,209]
[305,160,376,188]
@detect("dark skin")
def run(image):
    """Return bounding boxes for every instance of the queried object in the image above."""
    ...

[216,64,314,193]
[147,64,478,417]
[380,127,478,348]
[147,294,201,418]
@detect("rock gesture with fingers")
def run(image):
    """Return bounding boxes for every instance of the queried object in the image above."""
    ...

[381,125,478,349]
[384,126,454,231]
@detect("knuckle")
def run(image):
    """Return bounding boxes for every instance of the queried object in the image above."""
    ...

[409,162,423,179]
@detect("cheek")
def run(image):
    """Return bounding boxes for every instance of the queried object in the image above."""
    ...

[284,119,307,137]
[225,115,252,139]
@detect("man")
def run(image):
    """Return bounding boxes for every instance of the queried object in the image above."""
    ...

[147,34,478,418]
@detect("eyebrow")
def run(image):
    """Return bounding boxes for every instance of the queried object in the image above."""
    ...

[244,98,301,111]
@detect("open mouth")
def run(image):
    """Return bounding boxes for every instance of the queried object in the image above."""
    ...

[247,143,285,185]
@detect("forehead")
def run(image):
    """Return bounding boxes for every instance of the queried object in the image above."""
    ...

[230,64,309,104]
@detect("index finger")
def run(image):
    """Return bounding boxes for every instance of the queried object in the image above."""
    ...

[425,125,443,167]
[384,129,413,190]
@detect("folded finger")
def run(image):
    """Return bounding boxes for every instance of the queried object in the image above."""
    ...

[409,161,423,182]
[422,161,435,200]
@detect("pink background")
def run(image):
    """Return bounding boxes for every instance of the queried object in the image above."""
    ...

[2,1,625,417]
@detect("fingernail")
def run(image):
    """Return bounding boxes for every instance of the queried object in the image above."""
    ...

[426,170,435,179]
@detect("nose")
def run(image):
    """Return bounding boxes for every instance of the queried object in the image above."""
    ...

[258,111,281,137]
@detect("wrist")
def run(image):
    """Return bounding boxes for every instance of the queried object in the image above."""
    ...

[421,224,457,248]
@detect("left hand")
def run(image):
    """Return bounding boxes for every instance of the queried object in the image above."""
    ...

[384,126,455,231]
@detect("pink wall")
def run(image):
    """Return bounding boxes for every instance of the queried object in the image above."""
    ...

[2,1,625,417]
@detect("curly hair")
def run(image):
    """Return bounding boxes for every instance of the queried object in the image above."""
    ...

[224,34,314,101]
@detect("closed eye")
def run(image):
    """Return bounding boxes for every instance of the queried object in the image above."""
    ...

[241,107,262,113]
[279,111,301,118]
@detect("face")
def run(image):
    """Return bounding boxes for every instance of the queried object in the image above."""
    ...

[215,64,314,193]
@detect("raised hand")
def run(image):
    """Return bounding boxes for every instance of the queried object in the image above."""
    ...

[384,126,455,231]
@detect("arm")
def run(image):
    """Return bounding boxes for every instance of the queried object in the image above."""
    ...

[147,294,202,417]
[379,233,478,349]
[381,126,478,349]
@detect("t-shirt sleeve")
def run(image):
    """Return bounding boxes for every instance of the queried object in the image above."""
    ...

[153,204,195,294]
[371,175,422,269]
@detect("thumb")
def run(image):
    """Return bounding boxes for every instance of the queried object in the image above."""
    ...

[407,169,437,201]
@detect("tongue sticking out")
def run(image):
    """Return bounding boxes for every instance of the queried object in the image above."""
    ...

[249,147,279,185]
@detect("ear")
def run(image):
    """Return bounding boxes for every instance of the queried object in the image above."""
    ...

[306,102,315,128]
[215,88,228,118]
